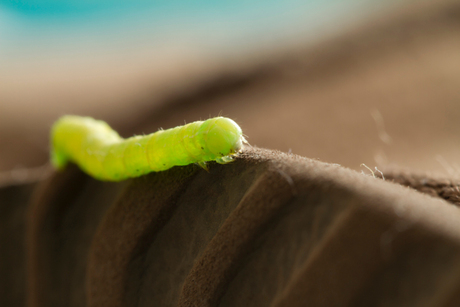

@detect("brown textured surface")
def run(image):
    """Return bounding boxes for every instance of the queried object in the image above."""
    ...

[381,171,460,207]
[19,147,460,307]
[0,182,36,307]
[26,164,127,307]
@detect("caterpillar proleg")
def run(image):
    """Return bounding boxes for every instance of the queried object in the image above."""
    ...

[50,116,245,181]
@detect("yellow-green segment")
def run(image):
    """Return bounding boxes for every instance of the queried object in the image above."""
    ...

[50,115,244,181]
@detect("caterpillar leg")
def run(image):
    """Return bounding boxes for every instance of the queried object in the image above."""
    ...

[215,155,235,164]
[197,161,209,172]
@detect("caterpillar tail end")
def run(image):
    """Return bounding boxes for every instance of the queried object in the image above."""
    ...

[50,148,68,170]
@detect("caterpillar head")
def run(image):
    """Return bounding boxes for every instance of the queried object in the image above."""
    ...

[200,117,243,159]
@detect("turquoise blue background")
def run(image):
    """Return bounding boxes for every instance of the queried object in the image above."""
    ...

[0,0,391,64]
[0,0,356,16]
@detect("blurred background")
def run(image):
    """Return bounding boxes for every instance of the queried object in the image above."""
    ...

[1,0,460,177]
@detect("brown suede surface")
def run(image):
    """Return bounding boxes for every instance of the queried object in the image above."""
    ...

[15,147,460,307]
[0,182,35,307]
[2,1,460,306]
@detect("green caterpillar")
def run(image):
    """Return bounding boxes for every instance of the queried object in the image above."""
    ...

[50,115,245,181]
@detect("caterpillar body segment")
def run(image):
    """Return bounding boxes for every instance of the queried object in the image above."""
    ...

[50,115,244,181]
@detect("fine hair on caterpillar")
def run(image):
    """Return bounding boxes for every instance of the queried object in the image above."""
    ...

[50,115,246,181]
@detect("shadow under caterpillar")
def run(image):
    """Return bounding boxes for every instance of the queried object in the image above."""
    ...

[50,116,245,181]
